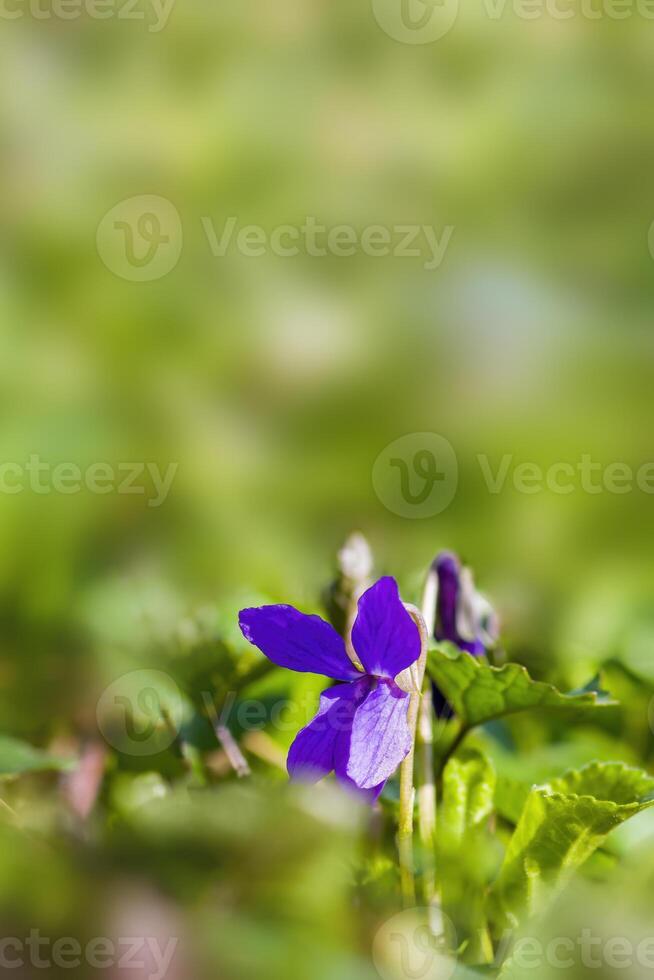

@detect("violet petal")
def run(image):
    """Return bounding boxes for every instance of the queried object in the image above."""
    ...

[339,774,386,803]
[434,552,486,656]
[337,679,412,790]
[239,604,361,681]
[287,679,368,782]
[351,577,421,679]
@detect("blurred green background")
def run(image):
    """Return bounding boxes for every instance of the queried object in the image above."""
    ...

[1,1,654,977]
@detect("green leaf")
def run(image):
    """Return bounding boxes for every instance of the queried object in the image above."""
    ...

[0,736,74,777]
[442,749,496,847]
[484,732,639,827]
[427,645,616,729]
[489,762,654,931]
[440,750,498,965]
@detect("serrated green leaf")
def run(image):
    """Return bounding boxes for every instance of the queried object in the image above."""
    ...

[548,760,654,804]
[0,735,74,777]
[427,645,616,729]
[489,762,654,932]
[485,732,639,827]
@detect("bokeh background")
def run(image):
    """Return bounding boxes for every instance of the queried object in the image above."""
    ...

[1,1,654,978]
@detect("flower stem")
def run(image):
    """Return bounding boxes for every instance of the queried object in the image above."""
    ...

[397,604,429,906]
[417,686,437,903]
[202,692,251,778]
[398,702,418,905]
[417,568,439,905]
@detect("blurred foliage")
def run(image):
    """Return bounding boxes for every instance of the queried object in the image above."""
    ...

[1,0,654,977]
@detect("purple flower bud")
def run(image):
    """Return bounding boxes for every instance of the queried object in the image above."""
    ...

[427,551,499,718]
[433,551,486,656]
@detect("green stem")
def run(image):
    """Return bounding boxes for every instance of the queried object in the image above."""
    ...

[398,695,419,905]
[417,685,437,904]
[416,567,439,905]
[397,605,429,907]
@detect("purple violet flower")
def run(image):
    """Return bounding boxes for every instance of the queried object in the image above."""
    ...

[239,576,420,802]
[429,551,498,718]
[433,551,486,656]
